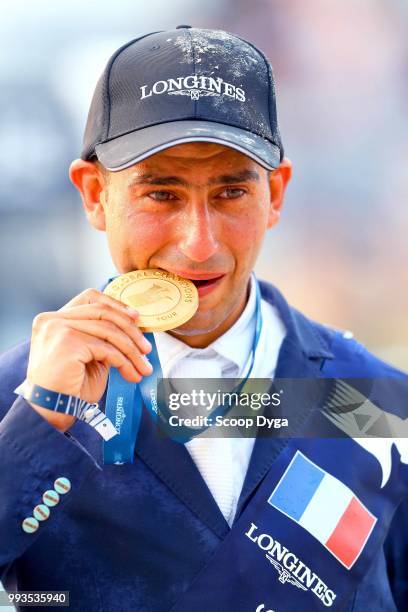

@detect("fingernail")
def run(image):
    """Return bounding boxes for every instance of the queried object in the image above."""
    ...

[141,355,153,371]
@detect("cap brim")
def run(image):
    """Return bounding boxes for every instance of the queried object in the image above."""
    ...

[94,120,281,171]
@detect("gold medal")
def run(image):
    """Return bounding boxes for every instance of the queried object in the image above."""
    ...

[103,269,199,332]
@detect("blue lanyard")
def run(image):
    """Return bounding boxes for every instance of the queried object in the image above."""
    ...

[103,276,263,465]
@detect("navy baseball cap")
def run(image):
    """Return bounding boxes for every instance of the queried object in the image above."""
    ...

[81,26,284,171]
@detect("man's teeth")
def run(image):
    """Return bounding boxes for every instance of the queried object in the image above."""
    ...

[189,277,223,287]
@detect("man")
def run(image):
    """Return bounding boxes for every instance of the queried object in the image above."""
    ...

[0,26,407,612]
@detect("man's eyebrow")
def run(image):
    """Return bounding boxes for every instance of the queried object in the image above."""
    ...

[128,175,190,187]
[208,169,260,185]
[127,169,260,189]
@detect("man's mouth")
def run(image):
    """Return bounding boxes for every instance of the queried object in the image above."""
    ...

[188,275,223,285]
[188,275,225,297]
[161,269,226,297]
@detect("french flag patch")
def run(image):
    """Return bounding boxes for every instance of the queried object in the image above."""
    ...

[268,451,377,569]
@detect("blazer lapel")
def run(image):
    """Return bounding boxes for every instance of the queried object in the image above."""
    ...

[135,407,230,539]
[70,384,230,540]
[234,280,335,520]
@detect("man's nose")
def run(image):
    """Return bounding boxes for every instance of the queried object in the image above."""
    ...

[177,202,219,263]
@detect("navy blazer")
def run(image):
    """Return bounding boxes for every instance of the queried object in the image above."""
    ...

[0,280,406,611]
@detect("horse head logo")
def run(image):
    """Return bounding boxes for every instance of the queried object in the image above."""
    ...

[127,283,173,308]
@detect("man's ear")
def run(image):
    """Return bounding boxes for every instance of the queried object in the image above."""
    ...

[267,157,292,229]
[69,159,108,231]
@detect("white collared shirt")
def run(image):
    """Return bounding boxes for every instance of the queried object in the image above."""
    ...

[154,275,286,525]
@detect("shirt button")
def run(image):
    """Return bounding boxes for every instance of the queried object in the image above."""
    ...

[33,504,50,521]
[43,489,60,507]
[54,477,71,495]
[22,517,39,533]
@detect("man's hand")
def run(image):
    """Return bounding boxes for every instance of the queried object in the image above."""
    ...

[26,288,153,432]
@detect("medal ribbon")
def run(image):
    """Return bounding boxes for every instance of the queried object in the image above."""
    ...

[103,276,263,465]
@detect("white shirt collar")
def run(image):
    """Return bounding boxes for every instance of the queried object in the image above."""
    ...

[153,274,257,378]
[209,273,257,373]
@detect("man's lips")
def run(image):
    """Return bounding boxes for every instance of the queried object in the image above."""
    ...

[160,268,227,295]
[166,270,226,281]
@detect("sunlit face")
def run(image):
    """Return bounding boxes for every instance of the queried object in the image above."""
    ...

[71,142,291,346]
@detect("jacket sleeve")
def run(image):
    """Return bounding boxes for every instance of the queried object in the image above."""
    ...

[0,392,102,578]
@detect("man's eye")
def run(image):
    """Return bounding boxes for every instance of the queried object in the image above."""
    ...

[148,191,177,201]
[218,188,246,199]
